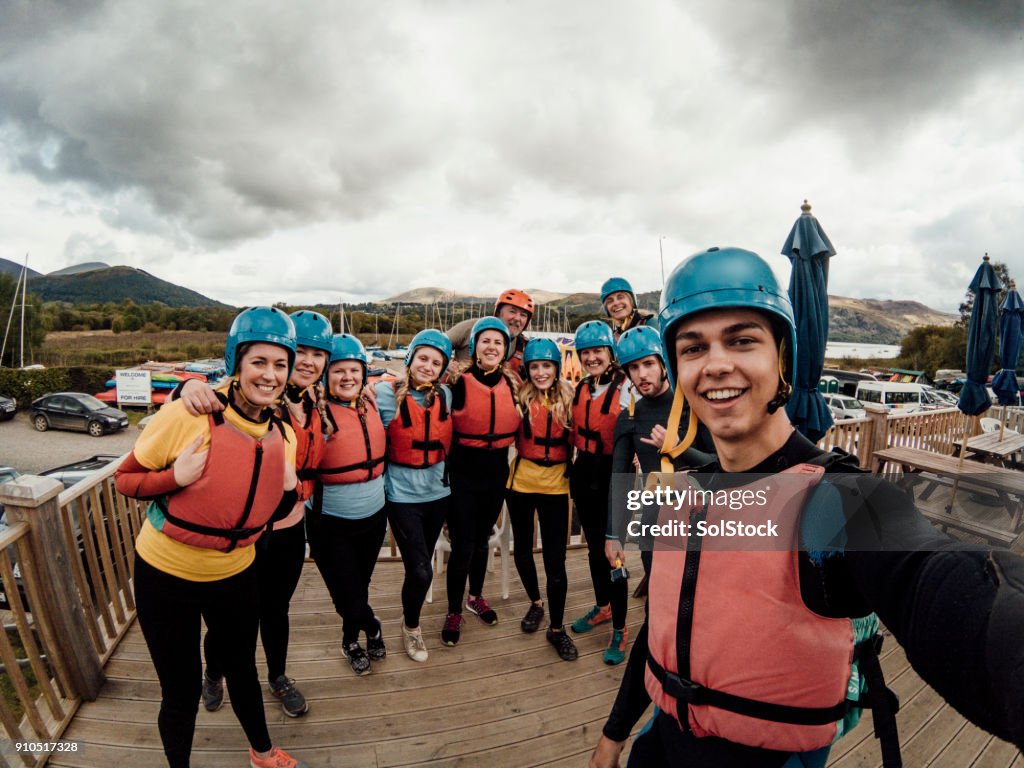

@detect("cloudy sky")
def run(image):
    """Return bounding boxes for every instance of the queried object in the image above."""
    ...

[0,0,1021,311]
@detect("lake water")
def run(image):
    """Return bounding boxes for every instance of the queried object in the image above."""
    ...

[825,341,901,359]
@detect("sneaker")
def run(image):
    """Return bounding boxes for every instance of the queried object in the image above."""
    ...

[546,626,579,661]
[520,602,545,633]
[570,604,612,634]
[402,624,429,662]
[466,595,498,625]
[342,642,372,675]
[441,612,464,646]
[269,675,308,717]
[249,745,309,768]
[603,627,629,665]
[367,619,387,661]
[201,672,224,712]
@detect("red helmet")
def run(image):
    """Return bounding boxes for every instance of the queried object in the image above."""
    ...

[494,288,535,318]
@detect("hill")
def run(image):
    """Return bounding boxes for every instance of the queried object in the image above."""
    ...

[27,265,233,308]
[48,262,110,276]
[0,257,43,279]
[380,286,569,305]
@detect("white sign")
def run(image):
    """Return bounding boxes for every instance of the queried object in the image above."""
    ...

[116,369,152,405]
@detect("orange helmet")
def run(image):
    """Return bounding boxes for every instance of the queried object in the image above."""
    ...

[494,288,535,318]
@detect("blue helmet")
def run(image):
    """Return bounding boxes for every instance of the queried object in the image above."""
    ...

[469,316,512,361]
[225,306,297,377]
[522,337,561,377]
[617,325,664,368]
[326,333,369,382]
[290,310,334,354]
[600,277,636,315]
[405,329,453,371]
[658,247,796,387]
[574,320,617,360]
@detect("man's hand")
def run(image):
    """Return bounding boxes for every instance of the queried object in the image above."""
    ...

[588,735,625,768]
[173,437,208,487]
[605,538,625,567]
[180,379,224,416]
[640,423,667,448]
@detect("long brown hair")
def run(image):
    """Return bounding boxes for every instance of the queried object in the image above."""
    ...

[519,373,573,429]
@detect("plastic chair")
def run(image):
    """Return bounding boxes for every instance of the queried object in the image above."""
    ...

[426,504,511,603]
[980,417,1002,433]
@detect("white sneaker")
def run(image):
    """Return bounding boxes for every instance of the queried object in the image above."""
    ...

[402,624,428,662]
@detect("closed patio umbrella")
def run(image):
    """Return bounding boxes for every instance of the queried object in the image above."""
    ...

[990,282,1024,407]
[958,254,999,418]
[782,200,835,441]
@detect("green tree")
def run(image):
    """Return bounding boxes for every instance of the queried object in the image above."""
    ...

[0,273,47,367]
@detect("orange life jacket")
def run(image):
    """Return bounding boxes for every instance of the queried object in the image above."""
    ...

[516,398,569,465]
[387,392,452,468]
[571,373,625,456]
[281,397,323,502]
[157,413,287,552]
[452,372,521,450]
[644,466,864,753]
[318,399,386,484]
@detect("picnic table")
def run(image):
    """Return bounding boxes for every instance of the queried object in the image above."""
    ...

[871,446,1024,548]
[951,430,1024,466]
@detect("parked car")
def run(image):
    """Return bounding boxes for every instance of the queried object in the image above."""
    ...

[30,393,128,436]
[0,395,16,421]
[824,394,866,421]
[41,455,122,489]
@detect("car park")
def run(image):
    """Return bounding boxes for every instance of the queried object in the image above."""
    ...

[31,392,129,436]
[0,395,16,421]
[824,394,866,421]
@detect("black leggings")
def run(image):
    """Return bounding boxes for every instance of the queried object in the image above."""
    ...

[388,497,449,628]
[571,457,628,630]
[507,491,569,627]
[134,554,271,768]
[312,507,387,645]
[206,521,305,683]
[446,482,506,614]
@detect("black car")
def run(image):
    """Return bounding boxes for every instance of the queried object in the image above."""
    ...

[31,392,129,436]
[0,394,15,421]
[41,455,122,489]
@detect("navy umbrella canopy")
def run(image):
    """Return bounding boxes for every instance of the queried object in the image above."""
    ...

[991,281,1024,406]
[958,254,1000,416]
[783,200,836,441]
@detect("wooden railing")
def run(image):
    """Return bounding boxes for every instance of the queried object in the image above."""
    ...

[0,457,138,767]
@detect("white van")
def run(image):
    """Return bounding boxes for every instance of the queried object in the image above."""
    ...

[854,382,930,413]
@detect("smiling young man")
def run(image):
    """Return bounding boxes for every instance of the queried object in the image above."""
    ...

[590,247,1024,768]
[605,326,715,581]
[447,288,535,377]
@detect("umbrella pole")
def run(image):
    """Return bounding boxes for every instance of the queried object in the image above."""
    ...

[1000,408,1007,442]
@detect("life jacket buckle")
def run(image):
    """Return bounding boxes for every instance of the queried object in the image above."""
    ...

[663,672,705,705]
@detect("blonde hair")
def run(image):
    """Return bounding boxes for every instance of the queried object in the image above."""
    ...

[519,377,573,430]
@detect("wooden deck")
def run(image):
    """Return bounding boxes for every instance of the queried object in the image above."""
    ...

[46,549,1021,768]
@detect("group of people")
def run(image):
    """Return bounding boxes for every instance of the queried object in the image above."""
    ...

[116,250,1024,768]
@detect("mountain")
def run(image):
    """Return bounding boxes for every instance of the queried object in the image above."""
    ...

[379,287,569,305]
[0,257,43,279]
[26,265,232,308]
[48,262,110,276]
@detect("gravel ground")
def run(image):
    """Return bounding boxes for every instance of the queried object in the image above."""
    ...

[0,411,140,475]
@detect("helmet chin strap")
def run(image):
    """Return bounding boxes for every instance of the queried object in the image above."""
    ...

[659,383,698,473]
[476,356,502,375]
[766,338,792,415]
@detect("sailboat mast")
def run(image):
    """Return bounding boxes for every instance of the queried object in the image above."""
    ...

[19,254,27,368]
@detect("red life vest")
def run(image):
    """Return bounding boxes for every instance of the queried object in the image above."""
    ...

[387,392,452,468]
[516,398,569,465]
[644,466,859,752]
[571,372,625,456]
[452,372,521,450]
[281,396,323,502]
[158,413,287,552]
[318,399,386,484]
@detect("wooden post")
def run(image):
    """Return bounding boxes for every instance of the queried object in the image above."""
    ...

[0,476,105,700]
[863,405,889,469]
